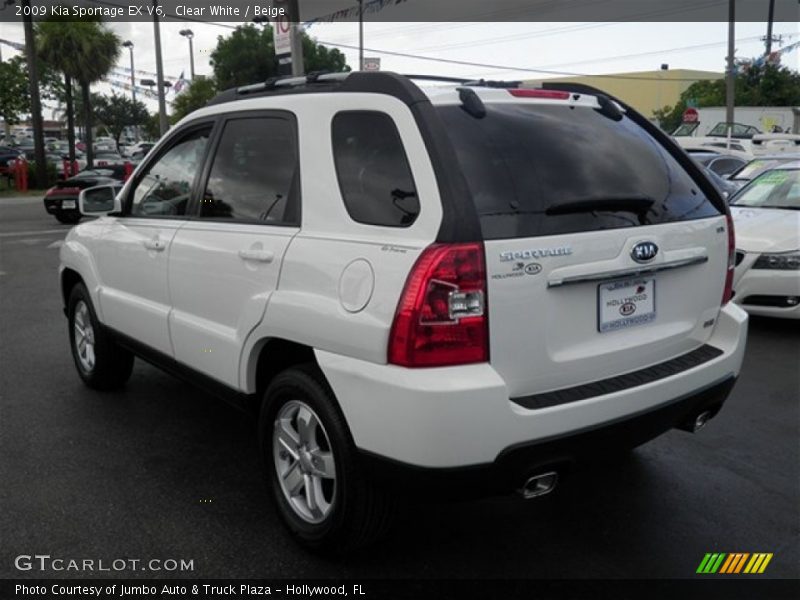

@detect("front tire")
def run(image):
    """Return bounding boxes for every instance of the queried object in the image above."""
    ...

[68,283,133,390]
[259,365,394,553]
[56,212,81,225]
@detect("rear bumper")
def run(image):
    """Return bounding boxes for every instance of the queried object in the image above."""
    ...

[358,375,736,497]
[44,197,79,215]
[316,302,748,469]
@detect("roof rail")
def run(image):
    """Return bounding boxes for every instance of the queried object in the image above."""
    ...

[405,74,522,89]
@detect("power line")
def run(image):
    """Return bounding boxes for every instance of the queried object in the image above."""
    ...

[315,39,731,81]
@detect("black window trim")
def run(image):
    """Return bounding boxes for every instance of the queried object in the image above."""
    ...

[192,109,302,228]
[331,109,420,229]
[119,119,218,220]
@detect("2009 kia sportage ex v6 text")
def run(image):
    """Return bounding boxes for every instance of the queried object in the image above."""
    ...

[59,72,748,552]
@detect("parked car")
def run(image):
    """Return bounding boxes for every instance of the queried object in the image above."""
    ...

[44,167,127,224]
[127,141,155,161]
[691,152,747,178]
[730,162,800,318]
[59,73,747,552]
[728,154,800,189]
[94,153,127,167]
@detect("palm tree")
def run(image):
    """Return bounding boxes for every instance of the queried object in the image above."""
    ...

[36,14,119,169]
[36,17,80,167]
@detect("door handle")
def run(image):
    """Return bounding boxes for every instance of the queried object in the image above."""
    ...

[238,249,274,263]
[143,239,166,252]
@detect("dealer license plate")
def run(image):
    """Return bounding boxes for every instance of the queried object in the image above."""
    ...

[598,277,656,333]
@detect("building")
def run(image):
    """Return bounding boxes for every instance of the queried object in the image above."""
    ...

[528,69,724,119]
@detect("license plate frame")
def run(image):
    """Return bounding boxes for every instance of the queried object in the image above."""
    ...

[61,200,77,210]
[597,277,656,333]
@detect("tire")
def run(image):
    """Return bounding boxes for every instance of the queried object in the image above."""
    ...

[67,283,134,390]
[56,212,81,225]
[259,365,394,553]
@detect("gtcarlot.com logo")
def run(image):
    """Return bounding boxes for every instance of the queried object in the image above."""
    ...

[15,554,194,572]
[696,552,773,574]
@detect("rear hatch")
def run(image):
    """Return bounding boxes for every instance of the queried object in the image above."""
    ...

[437,92,730,398]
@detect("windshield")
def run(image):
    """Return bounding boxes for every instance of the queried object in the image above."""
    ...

[731,159,784,181]
[437,103,722,239]
[708,122,761,138]
[731,169,800,209]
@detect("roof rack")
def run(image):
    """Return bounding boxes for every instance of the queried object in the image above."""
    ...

[405,74,522,89]
[206,71,524,107]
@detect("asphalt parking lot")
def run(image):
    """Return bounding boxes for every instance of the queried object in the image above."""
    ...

[1,197,798,580]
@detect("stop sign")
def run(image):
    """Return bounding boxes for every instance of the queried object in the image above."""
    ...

[682,107,699,123]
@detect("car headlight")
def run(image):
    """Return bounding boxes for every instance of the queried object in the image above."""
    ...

[752,252,800,270]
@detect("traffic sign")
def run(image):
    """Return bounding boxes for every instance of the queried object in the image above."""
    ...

[682,107,699,123]
[362,57,381,71]
[273,15,291,56]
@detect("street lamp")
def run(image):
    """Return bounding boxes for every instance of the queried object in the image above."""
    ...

[179,29,195,80]
[122,40,138,141]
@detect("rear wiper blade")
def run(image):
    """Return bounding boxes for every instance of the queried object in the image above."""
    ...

[545,196,654,216]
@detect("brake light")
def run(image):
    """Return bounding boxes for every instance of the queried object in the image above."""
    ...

[508,89,570,100]
[47,187,80,197]
[722,212,736,305]
[388,243,488,368]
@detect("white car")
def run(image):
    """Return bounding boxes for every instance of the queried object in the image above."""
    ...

[59,72,748,552]
[731,162,800,318]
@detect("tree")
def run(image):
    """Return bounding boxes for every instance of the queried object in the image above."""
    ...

[210,25,349,90]
[0,57,30,131]
[34,17,120,167]
[37,12,82,164]
[655,62,800,133]
[171,76,217,123]
[93,93,149,152]
[141,112,162,141]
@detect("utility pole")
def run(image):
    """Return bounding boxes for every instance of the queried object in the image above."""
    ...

[765,0,776,56]
[21,0,46,188]
[287,0,304,76]
[122,41,138,142]
[153,0,168,135]
[725,0,735,143]
[358,0,364,70]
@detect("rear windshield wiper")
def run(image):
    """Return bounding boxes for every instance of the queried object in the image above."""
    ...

[545,196,654,216]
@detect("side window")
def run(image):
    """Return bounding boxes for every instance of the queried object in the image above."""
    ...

[129,127,210,217]
[332,111,419,227]
[201,116,299,224]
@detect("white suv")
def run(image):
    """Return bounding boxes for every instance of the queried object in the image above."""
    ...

[60,72,748,551]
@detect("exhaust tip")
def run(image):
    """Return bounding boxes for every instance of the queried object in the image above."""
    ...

[693,410,713,432]
[519,471,558,499]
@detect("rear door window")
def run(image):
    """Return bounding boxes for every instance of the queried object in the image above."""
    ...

[201,115,300,225]
[332,111,419,227]
[437,103,723,240]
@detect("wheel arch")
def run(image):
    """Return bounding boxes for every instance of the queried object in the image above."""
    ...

[248,337,320,400]
[60,268,85,309]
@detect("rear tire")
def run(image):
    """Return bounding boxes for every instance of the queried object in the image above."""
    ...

[259,364,394,553]
[67,283,133,390]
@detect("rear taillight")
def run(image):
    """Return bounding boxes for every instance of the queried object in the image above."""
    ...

[388,243,488,368]
[508,89,570,100]
[47,187,80,197]
[722,212,736,305]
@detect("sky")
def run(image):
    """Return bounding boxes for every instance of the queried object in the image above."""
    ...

[0,18,797,117]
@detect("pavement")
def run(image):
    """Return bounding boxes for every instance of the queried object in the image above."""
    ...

[1,200,798,580]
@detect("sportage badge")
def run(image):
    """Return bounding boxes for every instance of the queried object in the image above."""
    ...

[631,241,658,263]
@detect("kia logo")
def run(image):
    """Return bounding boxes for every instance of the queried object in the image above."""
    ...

[631,241,658,263]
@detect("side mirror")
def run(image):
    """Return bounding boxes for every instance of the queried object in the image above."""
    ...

[79,184,122,216]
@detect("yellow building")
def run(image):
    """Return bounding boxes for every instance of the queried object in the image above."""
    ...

[528,69,723,118]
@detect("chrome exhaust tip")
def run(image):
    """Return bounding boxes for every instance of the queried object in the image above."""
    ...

[519,471,558,499]
[693,410,713,432]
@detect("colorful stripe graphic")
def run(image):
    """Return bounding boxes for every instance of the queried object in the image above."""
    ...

[697,553,773,574]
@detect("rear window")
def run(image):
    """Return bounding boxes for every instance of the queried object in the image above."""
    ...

[437,103,723,240]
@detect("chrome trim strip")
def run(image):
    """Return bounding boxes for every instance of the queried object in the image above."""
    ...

[547,255,709,288]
